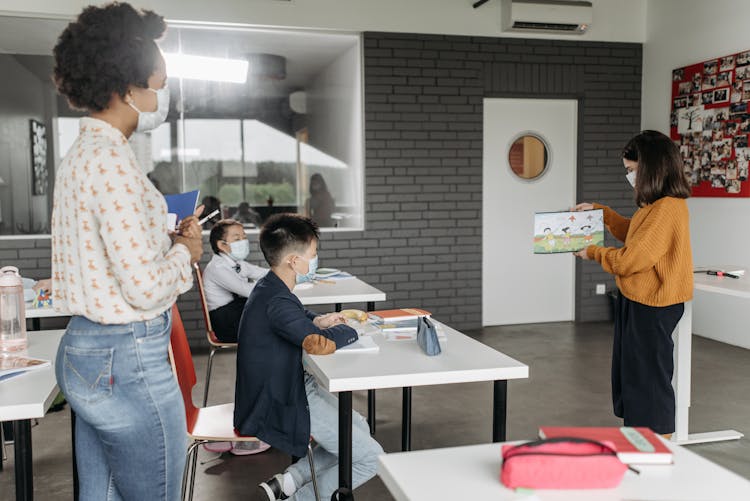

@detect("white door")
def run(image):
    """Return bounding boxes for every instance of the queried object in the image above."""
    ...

[482,98,578,326]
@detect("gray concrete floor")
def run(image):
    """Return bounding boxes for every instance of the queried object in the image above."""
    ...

[2,321,750,500]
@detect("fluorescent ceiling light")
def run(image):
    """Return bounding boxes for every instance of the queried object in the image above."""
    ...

[164,53,248,83]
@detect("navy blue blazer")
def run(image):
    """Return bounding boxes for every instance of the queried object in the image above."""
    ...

[233,270,357,457]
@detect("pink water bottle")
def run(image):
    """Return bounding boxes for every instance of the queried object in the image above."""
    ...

[0,266,27,351]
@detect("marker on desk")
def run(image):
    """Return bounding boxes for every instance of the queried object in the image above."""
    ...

[707,270,740,279]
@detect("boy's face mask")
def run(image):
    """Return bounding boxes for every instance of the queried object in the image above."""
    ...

[294,255,319,284]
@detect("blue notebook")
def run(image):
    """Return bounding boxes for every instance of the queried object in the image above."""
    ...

[163,190,200,230]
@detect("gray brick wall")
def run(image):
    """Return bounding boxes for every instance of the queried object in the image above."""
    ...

[4,33,642,343]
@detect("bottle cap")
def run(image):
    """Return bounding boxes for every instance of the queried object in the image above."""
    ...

[0,266,22,287]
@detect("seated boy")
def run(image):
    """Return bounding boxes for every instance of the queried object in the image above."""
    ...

[203,219,268,343]
[234,214,383,501]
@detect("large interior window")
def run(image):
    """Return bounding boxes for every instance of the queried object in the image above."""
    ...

[0,17,363,235]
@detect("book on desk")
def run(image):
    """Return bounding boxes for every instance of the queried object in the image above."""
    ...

[539,426,672,465]
[0,354,51,382]
[368,308,431,323]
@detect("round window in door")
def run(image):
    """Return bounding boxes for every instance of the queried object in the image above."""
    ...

[508,133,550,180]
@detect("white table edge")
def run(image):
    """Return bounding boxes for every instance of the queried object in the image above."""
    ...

[377,438,750,501]
[0,382,59,421]
[299,292,386,305]
[320,366,529,393]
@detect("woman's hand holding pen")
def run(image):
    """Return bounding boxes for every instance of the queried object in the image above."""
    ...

[178,205,204,239]
[175,205,204,264]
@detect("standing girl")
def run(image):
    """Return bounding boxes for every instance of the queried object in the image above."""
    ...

[574,130,693,436]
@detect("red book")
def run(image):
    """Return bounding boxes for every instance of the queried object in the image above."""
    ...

[368,308,431,322]
[538,426,673,465]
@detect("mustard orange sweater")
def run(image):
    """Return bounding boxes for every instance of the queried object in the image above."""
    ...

[587,197,693,307]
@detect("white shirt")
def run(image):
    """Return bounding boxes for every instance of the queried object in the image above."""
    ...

[202,253,268,311]
[51,118,193,324]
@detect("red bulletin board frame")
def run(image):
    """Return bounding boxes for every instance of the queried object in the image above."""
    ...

[671,50,750,197]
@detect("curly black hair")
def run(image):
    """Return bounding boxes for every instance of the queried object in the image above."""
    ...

[53,2,166,112]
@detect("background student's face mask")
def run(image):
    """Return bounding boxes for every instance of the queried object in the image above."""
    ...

[626,170,637,188]
[228,239,250,261]
[295,255,319,284]
[129,85,170,133]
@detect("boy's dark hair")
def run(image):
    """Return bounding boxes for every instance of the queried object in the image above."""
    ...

[53,2,166,111]
[209,219,241,255]
[622,130,691,207]
[260,214,319,266]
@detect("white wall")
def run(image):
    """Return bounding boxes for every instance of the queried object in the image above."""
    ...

[306,43,363,215]
[0,0,646,43]
[642,0,750,266]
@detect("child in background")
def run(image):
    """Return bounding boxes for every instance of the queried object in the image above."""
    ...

[234,214,383,501]
[203,219,268,343]
[574,130,693,437]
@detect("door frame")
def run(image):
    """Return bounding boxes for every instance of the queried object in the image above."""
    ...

[482,92,586,322]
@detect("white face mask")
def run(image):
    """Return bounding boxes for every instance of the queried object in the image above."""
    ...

[295,255,319,284]
[626,170,637,188]
[129,85,170,133]
[227,239,250,261]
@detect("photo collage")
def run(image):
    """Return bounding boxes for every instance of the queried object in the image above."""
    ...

[671,50,750,197]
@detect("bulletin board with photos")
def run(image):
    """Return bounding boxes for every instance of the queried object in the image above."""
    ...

[671,50,750,197]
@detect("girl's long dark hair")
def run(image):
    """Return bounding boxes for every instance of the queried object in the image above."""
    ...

[622,130,691,207]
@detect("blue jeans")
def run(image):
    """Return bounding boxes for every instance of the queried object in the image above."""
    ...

[55,310,186,501]
[286,374,384,501]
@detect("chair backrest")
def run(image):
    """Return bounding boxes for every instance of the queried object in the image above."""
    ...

[169,304,199,431]
[193,262,222,345]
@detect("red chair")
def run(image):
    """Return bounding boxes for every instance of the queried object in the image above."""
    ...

[169,305,320,501]
[193,262,237,407]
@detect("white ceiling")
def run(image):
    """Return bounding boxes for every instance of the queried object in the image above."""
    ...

[0,15,359,116]
[0,15,358,88]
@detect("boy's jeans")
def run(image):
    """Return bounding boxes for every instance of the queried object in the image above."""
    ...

[287,373,384,501]
[55,310,187,501]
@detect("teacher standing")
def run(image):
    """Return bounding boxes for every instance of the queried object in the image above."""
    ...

[574,130,693,437]
[50,3,202,500]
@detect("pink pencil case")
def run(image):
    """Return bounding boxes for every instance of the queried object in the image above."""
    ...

[501,437,628,490]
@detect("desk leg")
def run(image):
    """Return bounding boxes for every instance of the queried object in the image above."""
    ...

[13,419,32,501]
[366,301,376,436]
[337,391,353,494]
[401,387,412,451]
[672,301,692,443]
[335,303,342,312]
[31,319,40,331]
[1,422,5,472]
[71,409,79,501]
[671,301,743,445]
[367,391,376,436]
[493,380,507,442]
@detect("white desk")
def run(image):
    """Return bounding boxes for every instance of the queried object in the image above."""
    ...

[24,306,70,333]
[303,322,529,498]
[295,278,386,308]
[672,270,745,445]
[378,438,750,501]
[0,330,64,501]
[24,307,67,320]
[296,276,387,435]
[24,278,387,318]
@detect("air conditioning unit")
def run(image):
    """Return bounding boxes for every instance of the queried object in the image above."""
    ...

[501,0,592,35]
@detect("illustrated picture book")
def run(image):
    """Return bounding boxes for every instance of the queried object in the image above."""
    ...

[533,209,604,254]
